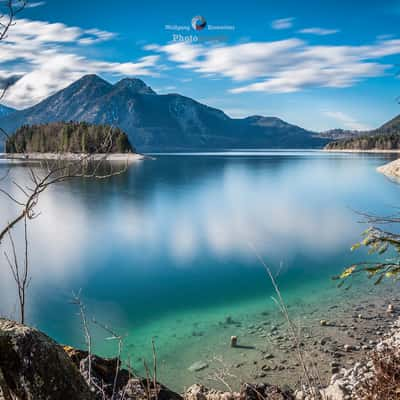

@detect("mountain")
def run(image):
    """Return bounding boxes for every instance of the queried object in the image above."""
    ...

[375,114,400,135]
[0,74,329,151]
[0,104,15,117]
[6,121,134,154]
[317,128,364,141]
[324,115,400,150]
[114,77,156,95]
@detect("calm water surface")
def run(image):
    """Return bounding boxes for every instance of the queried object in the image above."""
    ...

[0,150,399,390]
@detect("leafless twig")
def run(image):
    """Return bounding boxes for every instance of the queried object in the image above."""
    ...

[3,214,30,323]
[92,318,126,400]
[249,243,324,399]
[0,0,26,41]
[206,355,237,393]
[71,290,93,387]
[151,339,159,400]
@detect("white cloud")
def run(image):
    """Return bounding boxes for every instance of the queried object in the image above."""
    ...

[149,37,400,94]
[271,17,294,30]
[152,39,303,81]
[377,34,395,40]
[0,174,91,317]
[25,1,46,8]
[0,18,159,108]
[4,16,400,108]
[298,27,339,36]
[323,110,372,131]
[78,28,116,45]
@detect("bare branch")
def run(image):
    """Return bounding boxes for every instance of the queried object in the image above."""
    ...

[249,243,322,398]
[92,318,126,400]
[352,208,400,225]
[3,214,30,323]
[71,290,93,387]
[0,131,131,245]
[0,0,27,41]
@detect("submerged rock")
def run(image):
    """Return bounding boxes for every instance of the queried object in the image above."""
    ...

[263,353,275,359]
[387,303,394,314]
[188,361,209,372]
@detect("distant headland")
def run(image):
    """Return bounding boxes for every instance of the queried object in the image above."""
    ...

[4,121,143,161]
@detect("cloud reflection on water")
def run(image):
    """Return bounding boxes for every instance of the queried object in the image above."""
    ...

[0,153,391,319]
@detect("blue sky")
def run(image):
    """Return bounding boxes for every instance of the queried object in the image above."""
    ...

[2,0,400,131]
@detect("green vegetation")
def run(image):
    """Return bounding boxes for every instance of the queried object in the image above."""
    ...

[335,218,400,285]
[325,132,400,150]
[5,121,134,154]
[332,116,400,283]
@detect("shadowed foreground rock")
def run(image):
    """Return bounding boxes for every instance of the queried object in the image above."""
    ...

[64,347,183,400]
[0,318,93,400]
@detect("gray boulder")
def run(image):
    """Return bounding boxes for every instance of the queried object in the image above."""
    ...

[0,318,94,400]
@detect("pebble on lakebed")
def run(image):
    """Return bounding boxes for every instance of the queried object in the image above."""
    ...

[182,294,399,396]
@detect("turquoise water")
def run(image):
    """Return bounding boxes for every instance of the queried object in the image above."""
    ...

[0,150,399,390]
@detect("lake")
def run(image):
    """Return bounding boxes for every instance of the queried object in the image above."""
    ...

[0,150,399,390]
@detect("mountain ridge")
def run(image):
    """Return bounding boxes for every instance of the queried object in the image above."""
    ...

[376,114,400,134]
[0,74,329,151]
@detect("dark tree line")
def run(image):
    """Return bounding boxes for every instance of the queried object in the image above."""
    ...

[326,132,400,150]
[5,121,135,154]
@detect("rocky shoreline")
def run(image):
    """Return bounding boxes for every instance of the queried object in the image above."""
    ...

[377,158,400,179]
[1,293,400,399]
[0,318,292,400]
[324,149,400,153]
[164,287,399,394]
[318,314,400,399]
[185,299,400,400]
[2,152,145,162]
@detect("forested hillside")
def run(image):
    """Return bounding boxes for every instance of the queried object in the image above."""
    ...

[5,121,134,153]
[325,132,400,150]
